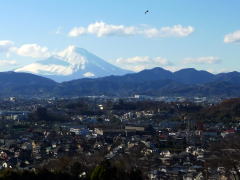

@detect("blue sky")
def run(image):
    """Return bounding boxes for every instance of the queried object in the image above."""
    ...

[0,0,239,73]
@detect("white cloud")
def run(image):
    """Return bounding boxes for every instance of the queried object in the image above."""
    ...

[68,21,194,38]
[69,22,136,37]
[183,56,221,65]
[11,44,50,58]
[113,56,172,72]
[154,57,172,65]
[0,40,14,52]
[130,65,150,72]
[224,30,240,43]
[0,59,18,66]
[69,27,86,37]
[116,56,149,64]
[116,56,171,65]
[144,25,194,38]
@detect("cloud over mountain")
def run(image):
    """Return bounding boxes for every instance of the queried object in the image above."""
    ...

[0,40,14,53]
[183,57,221,65]
[224,30,240,43]
[113,56,172,72]
[10,44,50,58]
[0,60,17,66]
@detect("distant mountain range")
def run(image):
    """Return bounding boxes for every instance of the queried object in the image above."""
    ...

[15,46,131,82]
[1,67,240,98]
[0,71,57,97]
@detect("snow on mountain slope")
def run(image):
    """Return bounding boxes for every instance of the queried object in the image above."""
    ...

[15,46,131,82]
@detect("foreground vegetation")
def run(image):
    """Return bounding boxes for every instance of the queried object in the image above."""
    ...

[0,160,143,180]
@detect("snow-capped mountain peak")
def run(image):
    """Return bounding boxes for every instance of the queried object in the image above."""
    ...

[57,45,87,69]
[15,46,131,82]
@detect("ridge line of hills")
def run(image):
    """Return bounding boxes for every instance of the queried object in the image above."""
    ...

[0,67,240,97]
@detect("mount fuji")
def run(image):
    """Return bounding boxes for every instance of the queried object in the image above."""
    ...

[15,46,132,82]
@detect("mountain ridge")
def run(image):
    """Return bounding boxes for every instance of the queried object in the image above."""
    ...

[1,67,240,97]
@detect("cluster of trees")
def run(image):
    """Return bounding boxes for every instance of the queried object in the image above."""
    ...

[90,161,143,180]
[111,100,202,113]
[64,101,104,116]
[28,107,69,122]
[193,98,240,123]
[0,169,78,180]
[0,160,143,180]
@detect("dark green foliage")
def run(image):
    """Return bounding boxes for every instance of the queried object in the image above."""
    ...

[29,107,68,122]
[0,163,144,180]
[194,98,240,123]
[0,169,78,180]
[64,101,103,115]
[129,168,144,180]
[90,161,143,180]
[70,162,86,177]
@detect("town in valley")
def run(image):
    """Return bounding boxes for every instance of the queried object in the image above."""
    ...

[0,95,239,179]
